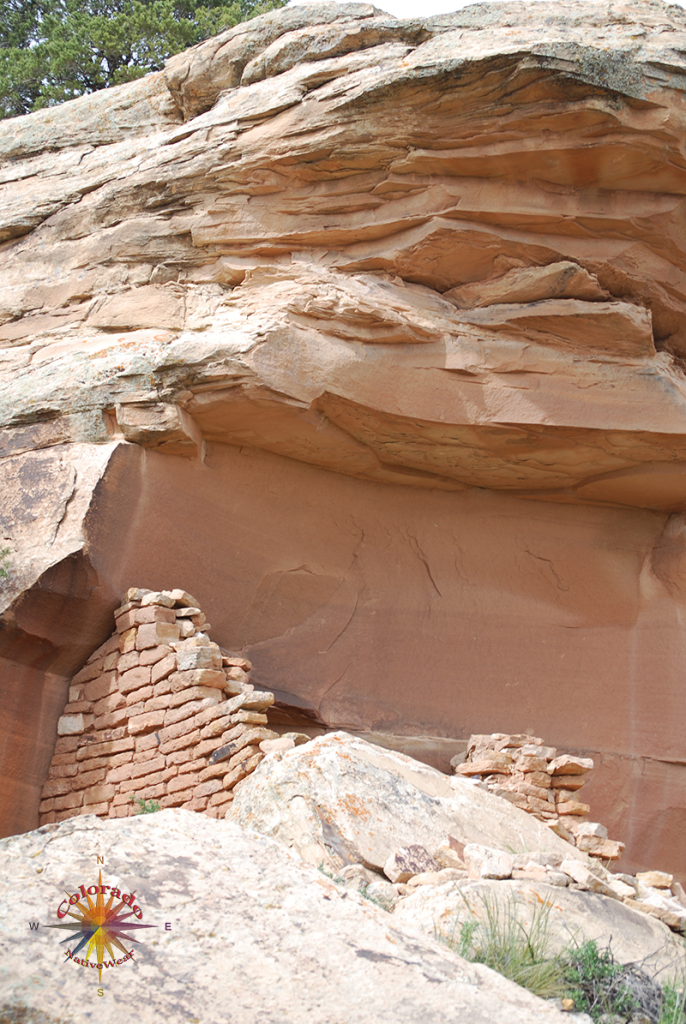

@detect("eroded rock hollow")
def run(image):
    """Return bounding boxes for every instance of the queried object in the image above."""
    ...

[2,0,686,877]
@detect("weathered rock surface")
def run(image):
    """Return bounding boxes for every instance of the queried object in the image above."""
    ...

[394,878,686,981]
[6,0,686,503]
[0,810,582,1024]
[2,0,686,883]
[234,733,686,937]
[230,732,588,870]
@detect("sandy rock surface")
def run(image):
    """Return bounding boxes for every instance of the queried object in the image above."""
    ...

[0,810,579,1024]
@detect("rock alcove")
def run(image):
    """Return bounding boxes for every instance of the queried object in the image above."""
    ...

[1,0,686,884]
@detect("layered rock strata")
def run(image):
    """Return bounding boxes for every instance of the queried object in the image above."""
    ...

[2,0,686,880]
[454,732,625,859]
[38,588,290,825]
[6,1,686,505]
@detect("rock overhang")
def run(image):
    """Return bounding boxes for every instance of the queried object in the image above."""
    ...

[3,1,686,510]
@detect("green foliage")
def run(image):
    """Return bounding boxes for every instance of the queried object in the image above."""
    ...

[562,940,638,1020]
[0,547,11,581]
[0,0,286,119]
[661,982,686,1024]
[438,892,565,999]
[561,940,686,1024]
[130,796,160,814]
[438,897,686,1023]
[316,861,340,882]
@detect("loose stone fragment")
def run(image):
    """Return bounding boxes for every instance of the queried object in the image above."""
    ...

[260,737,295,754]
[240,691,275,712]
[222,752,265,791]
[140,592,176,608]
[547,755,594,776]
[136,622,181,650]
[166,589,201,608]
[383,845,439,884]
[128,710,166,735]
[209,727,278,765]
[456,755,512,776]
[560,860,616,898]
[116,606,176,632]
[556,799,591,817]
[636,870,674,889]
[463,844,514,880]
[57,715,91,736]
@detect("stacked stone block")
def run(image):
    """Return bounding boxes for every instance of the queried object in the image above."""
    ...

[452,732,625,860]
[38,588,285,825]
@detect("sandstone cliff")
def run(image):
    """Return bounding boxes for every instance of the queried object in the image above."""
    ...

[2,0,686,879]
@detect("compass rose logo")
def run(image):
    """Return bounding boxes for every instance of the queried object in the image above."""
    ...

[47,870,156,983]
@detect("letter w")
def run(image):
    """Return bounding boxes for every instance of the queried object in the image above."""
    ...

[29,922,40,931]
[103,960,114,968]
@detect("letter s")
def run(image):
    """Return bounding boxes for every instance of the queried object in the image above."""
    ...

[98,989,104,997]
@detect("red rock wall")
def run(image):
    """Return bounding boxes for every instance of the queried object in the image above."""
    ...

[3,439,686,878]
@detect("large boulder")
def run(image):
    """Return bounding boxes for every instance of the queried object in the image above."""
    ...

[230,732,587,870]
[0,810,580,1024]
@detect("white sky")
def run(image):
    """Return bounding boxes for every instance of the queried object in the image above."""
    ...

[289,0,686,21]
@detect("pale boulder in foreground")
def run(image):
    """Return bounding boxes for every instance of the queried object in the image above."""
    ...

[0,811,577,1024]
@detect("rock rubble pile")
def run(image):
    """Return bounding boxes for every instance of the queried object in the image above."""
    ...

[453,732,624,859]
[388,841,686,936]
[38,588,307,825]
[0,811,587,1024]
[339,837,686,935]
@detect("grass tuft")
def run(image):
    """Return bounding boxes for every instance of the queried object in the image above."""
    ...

[129,797,160,814]
[438,890,565,998]
[437,890,686,1023]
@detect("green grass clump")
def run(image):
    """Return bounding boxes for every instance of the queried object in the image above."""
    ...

[439,892,565,999]
[562,940,638,1020]
[437,892,686,1023]
[130,797,160,814]
[661,982,686,1024]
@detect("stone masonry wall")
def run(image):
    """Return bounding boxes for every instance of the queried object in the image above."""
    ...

[37,588,302,824]
[453,732,625,861]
